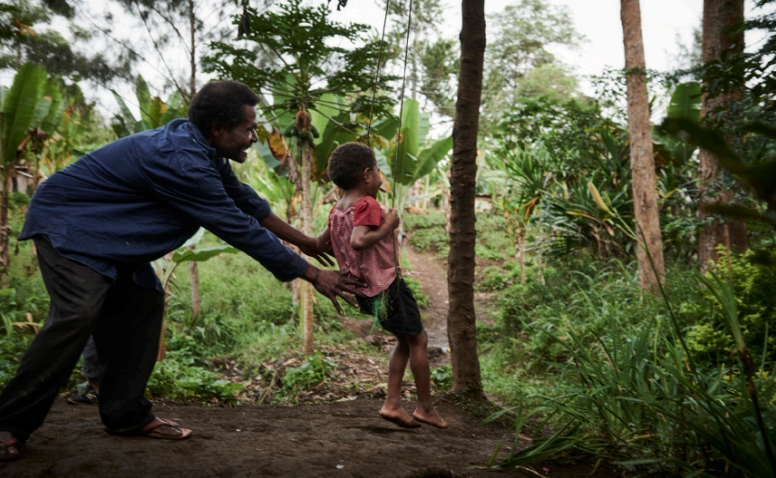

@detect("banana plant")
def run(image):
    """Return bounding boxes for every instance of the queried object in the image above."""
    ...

[376,98,453,216]
[654,82,702,164]
[110,76,187,138]
[0,63,53,274]
[153,228,238,361]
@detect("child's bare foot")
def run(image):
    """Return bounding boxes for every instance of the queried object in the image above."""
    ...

[379,406,421,428]
[412,408,448,428]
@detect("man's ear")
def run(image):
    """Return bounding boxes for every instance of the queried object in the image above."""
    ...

[363,167,372,182]
[210,122,225,139]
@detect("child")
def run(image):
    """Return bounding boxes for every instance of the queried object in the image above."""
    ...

[318,142,447,429]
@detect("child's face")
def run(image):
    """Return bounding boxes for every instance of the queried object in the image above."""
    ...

[366,164,382,198]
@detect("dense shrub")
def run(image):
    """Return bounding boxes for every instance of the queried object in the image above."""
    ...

[684,246,776,365]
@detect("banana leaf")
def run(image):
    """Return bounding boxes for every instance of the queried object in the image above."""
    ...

[1,63,46,166]
[172,245,239,263]
[136,76,154,130]
[39,79,66,135]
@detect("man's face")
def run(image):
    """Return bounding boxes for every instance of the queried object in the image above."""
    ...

[211,104,259,163]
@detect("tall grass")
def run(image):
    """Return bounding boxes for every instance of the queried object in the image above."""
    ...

[486,192,776,476]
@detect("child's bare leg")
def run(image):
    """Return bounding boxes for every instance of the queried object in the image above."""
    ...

[379,334,420,428]
[407,331,447,428]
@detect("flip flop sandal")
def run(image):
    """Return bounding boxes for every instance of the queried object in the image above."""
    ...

[0,434,20,461]
[141,418,192,440]
[67,385,99,405]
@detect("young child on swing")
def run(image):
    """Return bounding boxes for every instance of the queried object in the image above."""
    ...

[318,142,447,429]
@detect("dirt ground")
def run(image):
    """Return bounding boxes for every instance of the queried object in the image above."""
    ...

[2,396,620,478]
[1,246,621,477]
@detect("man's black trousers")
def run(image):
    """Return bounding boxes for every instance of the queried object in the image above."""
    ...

[0,236,164,441]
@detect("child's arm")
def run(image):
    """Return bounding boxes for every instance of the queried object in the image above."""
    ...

[317,226,333,254]
[350,208,399,251]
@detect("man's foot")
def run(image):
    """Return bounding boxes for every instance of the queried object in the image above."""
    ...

[141,418,192,440]
[67,384,99,405]
[379,406,421,429]
[412,408,448,428]
[0,431,20,461]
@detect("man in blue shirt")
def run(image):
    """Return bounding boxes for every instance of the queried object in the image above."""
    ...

[0,81,362,460]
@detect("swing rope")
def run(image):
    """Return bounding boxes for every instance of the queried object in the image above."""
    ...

[368,0,414,330]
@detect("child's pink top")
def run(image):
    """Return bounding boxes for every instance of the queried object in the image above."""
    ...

[328,196,398,298]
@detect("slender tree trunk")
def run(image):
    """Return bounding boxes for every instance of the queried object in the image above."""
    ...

[188,244,200,319]
[516,228,526,284]
[447,0,485,396]
[621,0,666,293]
[699,0,747,273]
[0,170,10,285]
[301,144,314,356]
[187,0,202,319]
[189,0,196,99]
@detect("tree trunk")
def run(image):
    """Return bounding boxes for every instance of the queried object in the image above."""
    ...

[0,170,10,285]
[621,0,666,293]
[447,0,485,397]
[301,144,314,356]
[189,0,196,100]
[186,0,203,321]
[699,0,747,273]
[516,228,526,284]
[189,245,200,320]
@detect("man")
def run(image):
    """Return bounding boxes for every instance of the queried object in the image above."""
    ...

[0,81,361,460]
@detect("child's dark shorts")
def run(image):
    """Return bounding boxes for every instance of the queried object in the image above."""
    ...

[357,276,424,336]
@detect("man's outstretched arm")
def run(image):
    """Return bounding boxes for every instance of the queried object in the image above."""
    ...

[260,212,334,267]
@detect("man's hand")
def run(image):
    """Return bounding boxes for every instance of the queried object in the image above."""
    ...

[302,266,366,314]
[298,236,335,267]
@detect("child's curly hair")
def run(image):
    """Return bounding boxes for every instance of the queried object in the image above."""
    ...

[327,142,376,190]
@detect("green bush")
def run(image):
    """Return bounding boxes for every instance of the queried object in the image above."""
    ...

[684,246,776,365]
[403,213,446,231]
[410,226,448,252]
[277,353,337,402]
[477,265,514,291]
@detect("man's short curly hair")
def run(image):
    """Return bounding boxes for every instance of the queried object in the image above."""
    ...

[188,81,259,135]
[327,142,377,190]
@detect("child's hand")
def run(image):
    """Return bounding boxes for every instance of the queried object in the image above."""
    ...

[384,208,400,230]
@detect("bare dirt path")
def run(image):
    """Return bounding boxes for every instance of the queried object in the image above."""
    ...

[403,246,451,366]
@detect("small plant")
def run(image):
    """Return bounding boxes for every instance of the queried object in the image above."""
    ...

[403,277,429,309]
[430,365,453,390]
[403,213,446,231]
[410,226,448,252]
[278,353,338,401]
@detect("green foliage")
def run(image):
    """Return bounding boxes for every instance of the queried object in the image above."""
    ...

[430,365,452,390]
[685,246,776,365]
[403,276,428,310]
[277,353,337,402]
[409,226,448,252]
[0,1,134,82]
[147,347,245,406]
[206,0,397,182]
[110,77,186,138]
[403,213,446,231]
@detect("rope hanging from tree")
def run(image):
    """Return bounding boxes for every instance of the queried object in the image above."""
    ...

[366,0,415,328]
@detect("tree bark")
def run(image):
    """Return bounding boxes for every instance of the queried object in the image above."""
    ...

[301,144,314,356]
[621,0,666,293]
[699,0,747,273]
[0,170,10,284]
[447,0,485,396]
[189,0,196,99]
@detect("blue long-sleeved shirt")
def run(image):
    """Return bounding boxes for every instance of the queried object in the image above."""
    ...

[20,119,309,290]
